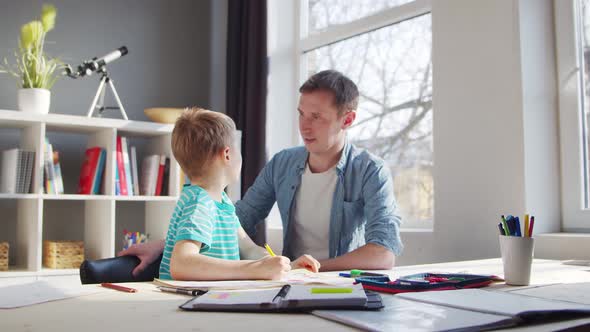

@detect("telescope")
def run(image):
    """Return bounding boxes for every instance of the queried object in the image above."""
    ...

[65,46,128,78]
[64,46,129,120]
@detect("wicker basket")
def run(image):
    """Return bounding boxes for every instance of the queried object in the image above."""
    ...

[43,241,84,269]
[0,242,8,271]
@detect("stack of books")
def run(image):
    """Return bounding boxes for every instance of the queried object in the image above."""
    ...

[1,148,36,194]
[77,146,106,195]
[115,136,146,196]
[139,154,170,196]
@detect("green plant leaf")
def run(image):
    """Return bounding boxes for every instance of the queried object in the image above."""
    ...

[20,21,43,51]
[3,4,61,89]
[41,4,57,32]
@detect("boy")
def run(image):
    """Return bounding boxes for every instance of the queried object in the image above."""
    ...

[160,108,320,280]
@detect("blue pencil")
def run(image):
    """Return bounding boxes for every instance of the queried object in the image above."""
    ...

[514,217,522,237]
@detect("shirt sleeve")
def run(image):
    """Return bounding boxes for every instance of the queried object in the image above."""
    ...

[362,161,404,255]
[175,199,214,252]
[235,154,278,237]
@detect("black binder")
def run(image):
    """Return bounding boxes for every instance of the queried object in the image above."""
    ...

[179,284,383,312]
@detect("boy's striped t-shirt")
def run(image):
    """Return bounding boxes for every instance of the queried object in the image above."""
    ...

[159,185,240,279]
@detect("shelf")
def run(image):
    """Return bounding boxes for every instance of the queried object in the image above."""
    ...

[115,195,178,202]
[0,193,39,199]
[0,109,173,135]
[0,109,191,279]
[41,194,113,200]
[40,194,178,201]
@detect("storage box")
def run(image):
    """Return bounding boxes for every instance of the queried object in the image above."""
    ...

[43,241,84,269]
[0,242,8,271]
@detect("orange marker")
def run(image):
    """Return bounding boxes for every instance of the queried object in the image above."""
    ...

[101,282,138,293]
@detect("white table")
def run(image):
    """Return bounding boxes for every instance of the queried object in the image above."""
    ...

[1,258,589,332]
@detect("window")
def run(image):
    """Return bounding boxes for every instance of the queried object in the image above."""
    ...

[578,0,590,208]
[555,0,590,230]
[307,0,415,34]
[301,1,433,229]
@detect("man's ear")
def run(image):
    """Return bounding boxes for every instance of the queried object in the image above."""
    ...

[342,111,356,129]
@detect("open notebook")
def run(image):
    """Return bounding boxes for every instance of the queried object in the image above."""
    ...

[179,284,383,312]
[313,288,590,332]
[154,269,353,291]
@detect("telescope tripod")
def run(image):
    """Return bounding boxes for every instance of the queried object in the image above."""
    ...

[87,71,128,120]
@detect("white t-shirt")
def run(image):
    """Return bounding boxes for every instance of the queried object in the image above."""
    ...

[289,163,338,260]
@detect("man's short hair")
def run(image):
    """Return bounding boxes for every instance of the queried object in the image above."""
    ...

[172,107,236,179]
[299,69,359,115]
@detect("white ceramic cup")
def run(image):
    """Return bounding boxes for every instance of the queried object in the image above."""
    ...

[499,235,535,286]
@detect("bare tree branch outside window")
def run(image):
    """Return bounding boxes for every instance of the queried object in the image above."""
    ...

[305,1,433,227]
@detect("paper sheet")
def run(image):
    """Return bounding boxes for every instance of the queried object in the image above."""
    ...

[313,294,516,332]
[397,289,590,317]
[154,269,353,291]
[0,280,105,309]
[511,282,590,305]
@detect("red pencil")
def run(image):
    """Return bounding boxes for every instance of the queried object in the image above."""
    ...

[101,283,138,293]
[529,216,535,237]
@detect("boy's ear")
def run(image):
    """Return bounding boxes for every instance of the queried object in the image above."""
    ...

[223,146,231,162]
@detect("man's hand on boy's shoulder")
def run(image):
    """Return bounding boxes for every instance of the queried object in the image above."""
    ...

[291,254,321,273]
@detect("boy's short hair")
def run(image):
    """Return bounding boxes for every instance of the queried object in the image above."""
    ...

[299,69,359,116]
[172,107,236,179]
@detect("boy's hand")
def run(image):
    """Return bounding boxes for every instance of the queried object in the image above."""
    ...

[291,254,320,273]
[254,255,291,280]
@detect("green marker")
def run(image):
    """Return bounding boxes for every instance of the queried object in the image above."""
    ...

[311,287,354,294]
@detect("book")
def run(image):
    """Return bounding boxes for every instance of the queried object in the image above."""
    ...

[23,151,35,194]
[77,147,102,195]
[1,149,19,193]
[17,149,26,193]
[52,151,63,194]
[121,137,133,196]
[140,154,160,195]
[154,155,166,196]
[43,139,57,194]
[312,288,590,332]
[91,149,106,195]
[161,157,170,196]
[154,269,355,293]
[115,136,128,195]
[130,146,140,196]
[178,284,382,312]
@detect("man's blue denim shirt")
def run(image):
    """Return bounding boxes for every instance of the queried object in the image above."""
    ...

[236,141,403,259]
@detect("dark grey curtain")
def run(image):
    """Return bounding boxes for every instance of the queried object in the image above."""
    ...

[226,0,268,245]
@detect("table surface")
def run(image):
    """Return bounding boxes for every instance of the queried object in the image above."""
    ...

[1,258,590,332]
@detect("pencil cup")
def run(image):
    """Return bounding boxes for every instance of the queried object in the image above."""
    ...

[499,235,534,286]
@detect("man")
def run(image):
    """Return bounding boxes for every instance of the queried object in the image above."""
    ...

[121,70,403,274]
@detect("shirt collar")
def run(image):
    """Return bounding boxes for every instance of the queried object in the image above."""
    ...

[294,138,351,175]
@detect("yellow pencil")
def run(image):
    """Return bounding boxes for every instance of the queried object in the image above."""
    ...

[264,243,276,257]
[524,214,530,237]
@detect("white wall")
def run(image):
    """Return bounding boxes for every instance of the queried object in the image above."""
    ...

[399,0,561,265]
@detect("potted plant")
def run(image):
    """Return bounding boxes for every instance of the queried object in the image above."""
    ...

[0,4,61,114]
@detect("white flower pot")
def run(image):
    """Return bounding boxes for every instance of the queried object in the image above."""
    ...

[18,88,51,114]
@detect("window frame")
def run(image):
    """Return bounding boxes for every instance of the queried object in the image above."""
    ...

[265,0,433,229]
[555,0,590,230]
[299,0,433,229]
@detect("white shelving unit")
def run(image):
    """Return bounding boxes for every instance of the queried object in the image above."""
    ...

[0,109,182,279]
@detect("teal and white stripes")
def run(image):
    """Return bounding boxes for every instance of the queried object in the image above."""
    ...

[159,185,240,280]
